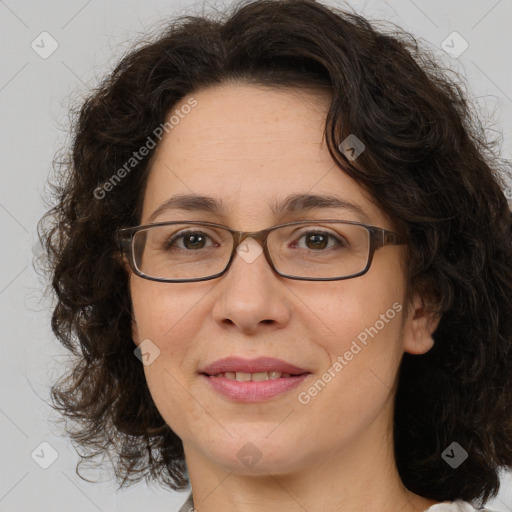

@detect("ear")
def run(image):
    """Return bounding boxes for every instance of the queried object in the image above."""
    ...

[403,291,441,355]
[125,278,140,347]
[114,250,132,275]
[132,314,140,346]
[115,251,138,345]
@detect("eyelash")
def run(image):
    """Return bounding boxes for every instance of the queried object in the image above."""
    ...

[164,228,345,251]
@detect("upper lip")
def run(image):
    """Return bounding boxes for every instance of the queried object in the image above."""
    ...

[200,357,310,376]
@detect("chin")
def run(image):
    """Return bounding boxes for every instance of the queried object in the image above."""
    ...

[201,432,307,476]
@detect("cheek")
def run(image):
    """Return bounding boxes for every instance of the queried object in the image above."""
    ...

[130,278,204,407]
[130,276,207,348]
[298,298,404,448]
[305,269,406,405]
[318,298,404,396]
[131,298,199,437]
[141,359,190,439]
[310,270,404,354]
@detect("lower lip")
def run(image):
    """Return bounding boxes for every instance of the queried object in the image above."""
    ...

[201,373,310,402]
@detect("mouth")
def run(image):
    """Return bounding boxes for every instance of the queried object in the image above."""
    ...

[199,356,310,376]
[199,357,312,402]
[203,370,305,381]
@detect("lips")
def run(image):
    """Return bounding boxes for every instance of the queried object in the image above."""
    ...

[199,357,311,402]
[209,371,292,381]
[199,356,310,376]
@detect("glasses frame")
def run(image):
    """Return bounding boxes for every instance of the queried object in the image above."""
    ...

[116,219,406,283]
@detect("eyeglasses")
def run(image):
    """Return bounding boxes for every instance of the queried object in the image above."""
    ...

[116,220,406,282]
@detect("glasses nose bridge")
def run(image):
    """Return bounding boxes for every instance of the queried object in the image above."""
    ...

[229,227,274,271]
[231,227,270,249]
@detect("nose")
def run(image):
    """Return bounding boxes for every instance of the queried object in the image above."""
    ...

[211,236,292,334]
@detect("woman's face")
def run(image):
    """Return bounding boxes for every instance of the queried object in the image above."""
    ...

[129,83,436,477]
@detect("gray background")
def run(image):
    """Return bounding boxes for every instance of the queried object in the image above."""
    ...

[1,0,511,510]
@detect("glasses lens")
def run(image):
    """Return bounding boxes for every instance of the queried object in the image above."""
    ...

[268,222,370,279]
[130,222,371,281]
[132,223,233,280]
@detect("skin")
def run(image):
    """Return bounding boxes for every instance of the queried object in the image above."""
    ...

[129,83,442,512]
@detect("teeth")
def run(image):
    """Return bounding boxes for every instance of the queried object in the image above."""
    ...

[251,372,269,381]
[212,371,295,380]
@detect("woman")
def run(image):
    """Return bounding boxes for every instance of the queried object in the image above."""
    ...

[38,0,512,510]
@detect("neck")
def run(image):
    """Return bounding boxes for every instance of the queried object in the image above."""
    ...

[183,408,440,512]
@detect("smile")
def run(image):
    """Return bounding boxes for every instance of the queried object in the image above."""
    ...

[198,356,312,402]
[200,372,311,402]
[209,371,293,380]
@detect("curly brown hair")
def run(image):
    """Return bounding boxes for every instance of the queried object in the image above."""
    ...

[37,0,512,505]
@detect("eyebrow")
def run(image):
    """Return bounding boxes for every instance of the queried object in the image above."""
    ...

[147,193,369,223]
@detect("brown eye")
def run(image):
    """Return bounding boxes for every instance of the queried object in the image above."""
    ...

[292,230,344,251]
[165,231,213,250]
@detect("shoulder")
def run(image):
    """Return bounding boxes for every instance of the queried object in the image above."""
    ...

[424,500,497,512]
[177,492,194,512]
[178,495,497,512]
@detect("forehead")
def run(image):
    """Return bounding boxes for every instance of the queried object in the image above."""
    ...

[140,82,386,228]
[165,82,331,160]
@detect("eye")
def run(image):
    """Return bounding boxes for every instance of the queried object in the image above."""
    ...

[164,230,217,250]
[291,230,345,251]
